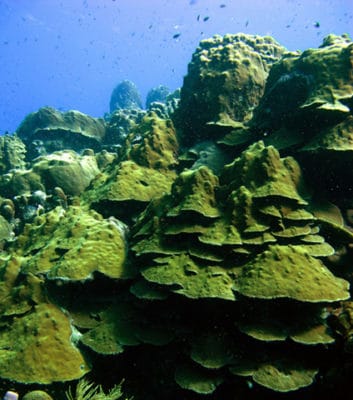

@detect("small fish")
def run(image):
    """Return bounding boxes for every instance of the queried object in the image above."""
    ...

[219,4,226,7]
[203,16,210,22]
[245,20,249,27]
[173,33,181,39]
[314,21,320,28]
[197,14,200,21]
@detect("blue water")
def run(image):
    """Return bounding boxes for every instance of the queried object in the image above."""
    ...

[0,0,352,134]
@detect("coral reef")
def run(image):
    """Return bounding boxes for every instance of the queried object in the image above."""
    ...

[251,34,353,134]
[1,33,353,400]
[128,140,349,394]
[147,88,180,120]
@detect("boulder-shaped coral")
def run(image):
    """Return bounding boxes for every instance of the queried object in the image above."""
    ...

[110,80,142,113]
[246,34,353,196]
[237,244,349,302]
[167,166,219,218]
[32,149,100,196]
[17,107,105,158]
[132,141,343,302]
[175,33,286,146]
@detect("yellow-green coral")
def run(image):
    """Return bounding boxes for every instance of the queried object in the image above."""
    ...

[0,303,89,383]
[176,33,286,145]
[127,112,178,170]
[130,140,350,394]
[15,206,131,281]
[236,244,349,302]
[167,166,220,218]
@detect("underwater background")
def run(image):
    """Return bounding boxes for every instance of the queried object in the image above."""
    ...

[1,1,353,400]
[0,0,352,134]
